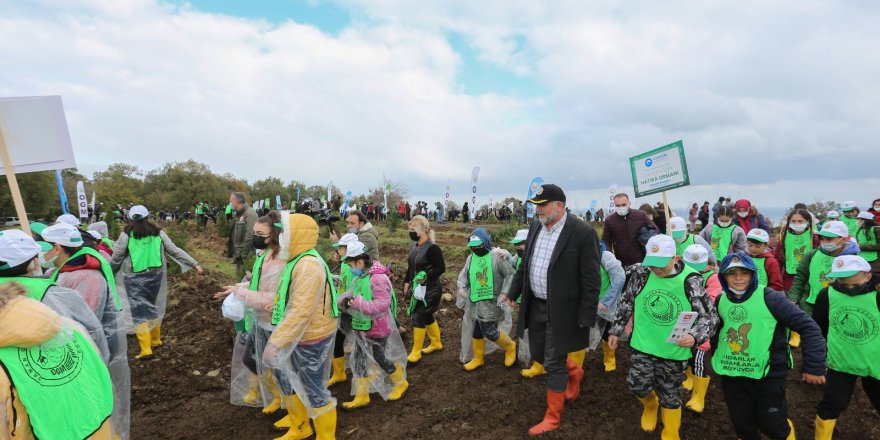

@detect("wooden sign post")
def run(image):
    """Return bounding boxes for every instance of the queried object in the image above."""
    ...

[0,125,31,235]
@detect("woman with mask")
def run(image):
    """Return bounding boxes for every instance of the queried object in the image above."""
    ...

[700,205,747,262]
[335,241,408,409]
[855,212,880,274]
[404,215,446,363]
[868,198,880,223]
[733,199,771,235]
[456,229,517,371]
[789,221,861,315]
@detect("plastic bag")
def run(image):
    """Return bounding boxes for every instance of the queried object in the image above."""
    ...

[222,293,246,322]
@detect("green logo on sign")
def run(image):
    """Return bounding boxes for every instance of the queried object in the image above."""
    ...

[644,289,682,325]
[831,306,879,345]
[18,337,84,387]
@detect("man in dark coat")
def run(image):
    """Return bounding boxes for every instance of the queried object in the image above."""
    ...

[505,183,602,436]
[602,193,656,267]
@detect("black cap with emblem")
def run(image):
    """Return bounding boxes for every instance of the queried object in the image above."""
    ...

[528,184,566,205]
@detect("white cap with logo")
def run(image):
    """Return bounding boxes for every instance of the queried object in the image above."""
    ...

[41,223,85,248]
[683,244,709,272]
[668,217,687,239]
[826,255,871,279]
[818,221,849,238]
[826,210,840,219]
[342,241,367,260]
[509,229,529,244]
[332,233,359,248]
[841,201,857,212]
[0,230,46,269]
[857,211,874,221]
[56,213,81,227]
[746,229,770,244]
[129,205,150,220]
[643,235,677,268]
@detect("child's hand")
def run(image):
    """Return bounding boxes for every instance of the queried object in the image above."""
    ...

[676,334,696,347]
[607,335,619,350]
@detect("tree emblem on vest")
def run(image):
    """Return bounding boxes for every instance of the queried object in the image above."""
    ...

[644,289,681,325]
[723,323,752,356]
[793,245,805,262]
[18,336,84,386]
[831,306,879,345]
[728,305,748,323]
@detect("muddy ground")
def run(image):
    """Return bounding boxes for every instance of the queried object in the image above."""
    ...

[129,222,879,439]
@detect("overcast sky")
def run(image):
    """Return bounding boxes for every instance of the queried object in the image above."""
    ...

[1,0,878,214]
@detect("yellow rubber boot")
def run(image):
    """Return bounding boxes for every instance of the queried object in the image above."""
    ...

[685,376,710,413]
[407,327,426,363]
[150,323,162,347]
[273,395,312,438]
[521,361,546,378]
[463,338,486,371]
[602,340,616,372]
[388,363,409,401]
[638,392,660,433]
[786,419,796,440]
[567,349,587,369]
[495,332,517,367]
[422,321,443,354]
[262,370,282,414]
[342,378,371,410]
[134,323,153,359]
[660,407,681,440]
[814,416,836,440]
[682,366,694,391]
[242,373,260,405]
[328,357,347,386]
[789,331,801,348]
[312,404,337,440]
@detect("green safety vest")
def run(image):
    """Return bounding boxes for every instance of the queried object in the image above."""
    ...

[806,250,835,305]
[0,330,113,440]
[783,231,812,275]
[195,203,204,215]
[752,257,768,287]
[234,252,268,333]
[338,263,353,293]
[350,275,374,331]
[857,226,878,262]
[0,277,54,301]
[674,234,696,257]
[701,269,716,287]
[827,286,880,379]
[100,237,114,249]
[272,249,339,325]
[128,235,163,273]
[709,225,735,261]
[630,266,698,361]
[52,247,122,311]
[598,266,611,301]
[712,286,777,379]
[841,215,859,237]
[225,203,233,215]
[468,253,495,303]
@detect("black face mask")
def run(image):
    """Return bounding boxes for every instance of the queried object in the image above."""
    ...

[832,281,869,296]
[409,231,420,241]
[516,249,525,258]
[471,247,489,257]
[252,234,269,250]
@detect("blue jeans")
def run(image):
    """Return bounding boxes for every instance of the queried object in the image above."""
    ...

[273,334,334,409]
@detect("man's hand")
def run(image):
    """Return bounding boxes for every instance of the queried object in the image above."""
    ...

[802,373,826,385]
[676,334,696,348]
[607,335,619,350]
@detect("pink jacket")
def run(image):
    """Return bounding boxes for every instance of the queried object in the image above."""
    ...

[697,272,722,351]
[344,262,394,339]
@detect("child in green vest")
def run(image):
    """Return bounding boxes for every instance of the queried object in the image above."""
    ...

[336,241,408,410]
[839,201,860,236]
[699,205,747,262]
[789,221,861,315]
[608,235,718,440]
[327,233,359,388]
[775,208,819,348]
[680,244,721,414]
[712,252,826,440]
[670,216,715,266]
[855,212,880,273]
[456,229,517,371]
[594,240,626,374]
[811,255,880,439]
[745,229,783,291]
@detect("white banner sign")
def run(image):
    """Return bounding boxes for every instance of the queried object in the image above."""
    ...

[76,181,88,219]
[470,166,480,223]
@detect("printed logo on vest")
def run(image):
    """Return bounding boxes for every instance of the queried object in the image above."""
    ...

[644,289,682,325]
[723,323,752,356]
[831,306,879,345]
[728,304,748,323]
[18,336,84,386]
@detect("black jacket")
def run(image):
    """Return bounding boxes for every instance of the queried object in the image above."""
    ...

[506,213,602,353]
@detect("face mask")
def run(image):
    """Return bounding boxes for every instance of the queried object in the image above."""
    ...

[471,247,489,257]
[409,231,420,241]
[252,235,269,250]
[615,207,630,216]
[39,252,56,269]
[737,211,749,218]
[718,220,732,228]
[820,242,841,253]
[833,281,868,295]
[789,223,808,233]
[673,235,687,244]
[348,227,359,234]
[350,267,364,277]
[729,287,747,296]
[516,249,524,258]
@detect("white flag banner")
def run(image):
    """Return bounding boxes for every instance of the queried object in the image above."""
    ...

[90,191,96,210]
[76,181,88,219]
[470,166,480,223]
[444,179,451,214]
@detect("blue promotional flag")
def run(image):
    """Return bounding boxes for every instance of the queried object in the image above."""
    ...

[275,195,282,210]
[525,177,543,219]
[55,170,69,214]
[589,199,598,217]
[342,191,352,214]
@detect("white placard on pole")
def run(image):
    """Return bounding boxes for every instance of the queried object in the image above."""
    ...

[0,96,76,175]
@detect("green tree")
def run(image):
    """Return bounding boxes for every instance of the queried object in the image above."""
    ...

[91,163,144,209]
[0,171,58,220]
[142,160,231,211]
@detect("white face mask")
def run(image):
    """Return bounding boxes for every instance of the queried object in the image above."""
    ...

[737,211,749,218]
[789,223,808,233]
[729,287,747,296]
[615,207,630,216]
[718,220,732,228]
[39,251,56,269]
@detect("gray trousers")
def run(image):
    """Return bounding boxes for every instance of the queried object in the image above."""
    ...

[527,299,568,392]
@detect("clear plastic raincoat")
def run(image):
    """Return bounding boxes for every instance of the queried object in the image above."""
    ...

[456,248,515,363]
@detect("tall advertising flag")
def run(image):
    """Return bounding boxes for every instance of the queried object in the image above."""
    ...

[589,199,598,218]
[444,179,451,214]
[327,181,333,203]
[383,174,391,214]
[470,166,480,223]
[275,195,282,210]
[525,177,543,219]
[90,191,96,211]
[55,170,69,214]
[76,181,88,219]
[342,191,352,214]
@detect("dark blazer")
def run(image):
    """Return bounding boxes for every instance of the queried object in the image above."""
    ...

[506,213,602,353]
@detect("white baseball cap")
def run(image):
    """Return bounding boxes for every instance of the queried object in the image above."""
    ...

[643,235,677,268]
[668,217,687,239]
[129,205,149,220]
[746,229,770,244]
[342,241,367,260]
[840,201,857,212]
[467,234,483,247]
[857,211,874,221]
[826,210,840,219]
[509,229,529,244]
[332,233,359,248]
[682,244,709,272]
[826,255,871,279]
[55,213,81,226]
[0,230,49,269]
[41,223,85,248]
[87,230,102,240]
[818,221,848,238]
